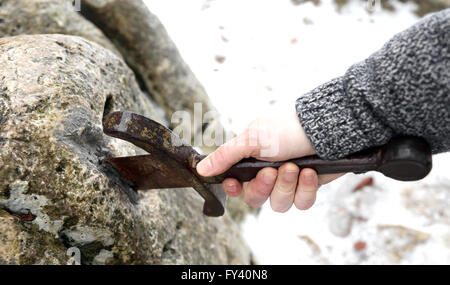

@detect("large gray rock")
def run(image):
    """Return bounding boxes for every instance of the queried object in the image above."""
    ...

[80,0,225,148]
[0,34,251,265]
[0,0,120,56]
[0,0,229,152]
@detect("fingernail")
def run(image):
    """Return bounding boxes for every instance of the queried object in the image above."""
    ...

[197,158,212,175]
[227,189,237,194]
[263,173,276,185]
[283,164,299,183]
[224,182,236,191]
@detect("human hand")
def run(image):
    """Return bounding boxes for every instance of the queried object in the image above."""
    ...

[196,111,343,212]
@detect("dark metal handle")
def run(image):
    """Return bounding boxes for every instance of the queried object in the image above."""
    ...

[195,136,432,183]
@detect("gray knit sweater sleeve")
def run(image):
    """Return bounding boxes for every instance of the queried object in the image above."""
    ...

[296,9,450,160]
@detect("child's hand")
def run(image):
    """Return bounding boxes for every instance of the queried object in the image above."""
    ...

[197,111,343,212]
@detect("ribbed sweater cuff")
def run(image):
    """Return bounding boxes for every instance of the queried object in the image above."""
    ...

[295,74,392,160]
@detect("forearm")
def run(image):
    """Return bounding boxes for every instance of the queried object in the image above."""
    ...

[296,9,450,159]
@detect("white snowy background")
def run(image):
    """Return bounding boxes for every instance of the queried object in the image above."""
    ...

[144,0,450,264]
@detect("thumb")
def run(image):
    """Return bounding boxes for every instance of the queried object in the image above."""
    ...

[197,133,255,177]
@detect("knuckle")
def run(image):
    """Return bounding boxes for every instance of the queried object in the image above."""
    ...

[242,185,260,207]
[298,182,319,193]
[279,165,299,185]
[230,132,256,158]
[249,180,272,199]
[243,195,261,208]
[275,181,296,194]
[253,185,272,198]
[280,174,298,185]
[297,178,320,193]
[281,162,299,172]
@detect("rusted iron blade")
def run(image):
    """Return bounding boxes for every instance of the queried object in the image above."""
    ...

[106,155,191,189]
[103,111,226,217]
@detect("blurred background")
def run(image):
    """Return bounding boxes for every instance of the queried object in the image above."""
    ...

[144,0,450,264]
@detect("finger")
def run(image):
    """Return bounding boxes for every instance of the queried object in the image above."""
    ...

[318,173,345,185]
[294,168,319,210]
[197,131,255,177]
[222,178,242,197]
[270,163,299,213]
[242,167,277,208]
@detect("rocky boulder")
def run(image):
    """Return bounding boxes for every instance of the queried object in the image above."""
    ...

[0,34,252,265]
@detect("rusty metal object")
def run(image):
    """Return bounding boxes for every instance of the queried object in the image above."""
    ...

[103,111,432,217]
[103,111,227,217]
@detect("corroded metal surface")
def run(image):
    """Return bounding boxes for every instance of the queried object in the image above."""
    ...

[103,111,227,217]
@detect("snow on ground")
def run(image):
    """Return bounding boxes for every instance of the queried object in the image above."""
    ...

[144,0,450,264]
